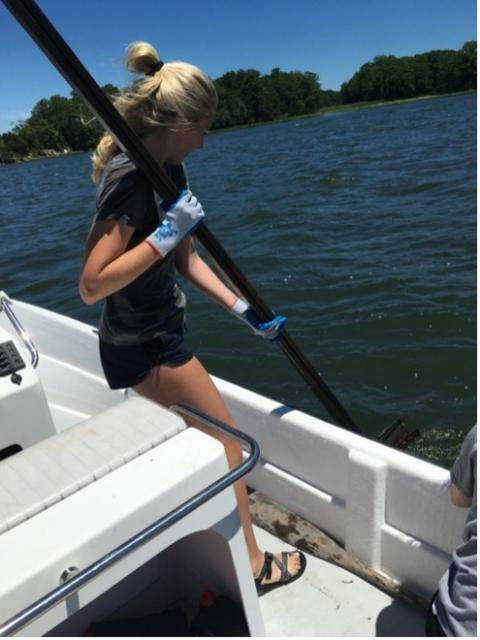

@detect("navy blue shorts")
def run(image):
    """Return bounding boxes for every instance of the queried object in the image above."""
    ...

[99,328,194,390]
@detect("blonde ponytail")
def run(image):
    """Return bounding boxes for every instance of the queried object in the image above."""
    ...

[91,41,217,183]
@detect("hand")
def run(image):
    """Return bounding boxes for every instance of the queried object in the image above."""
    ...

[145,189,205,258]
[230,298,286,341]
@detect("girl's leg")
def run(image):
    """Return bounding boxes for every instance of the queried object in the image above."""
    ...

[133,356,302,584]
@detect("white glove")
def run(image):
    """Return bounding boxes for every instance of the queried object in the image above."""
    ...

[145,189,205,258]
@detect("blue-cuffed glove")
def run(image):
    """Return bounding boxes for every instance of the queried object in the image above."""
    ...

[145,189,204,258]
[230,298,286,340]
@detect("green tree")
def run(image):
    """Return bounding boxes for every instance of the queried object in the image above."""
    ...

[0,83,121,160]
[411,54,434,95]
[341,43,476,103]
[458,41,476,89]
[213,67,327,128]
[1,131,29,155]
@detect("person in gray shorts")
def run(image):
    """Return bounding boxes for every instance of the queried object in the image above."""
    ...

[426,425,476,636]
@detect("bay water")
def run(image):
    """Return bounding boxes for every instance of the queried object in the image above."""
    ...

[0,93,476,467]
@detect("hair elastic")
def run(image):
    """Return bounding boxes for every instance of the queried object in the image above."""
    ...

[147,61,164,76]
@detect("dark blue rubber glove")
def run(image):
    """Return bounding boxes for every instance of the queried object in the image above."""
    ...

[230,298,286,340]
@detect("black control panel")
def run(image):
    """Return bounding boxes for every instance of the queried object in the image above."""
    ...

[0,341,26,377]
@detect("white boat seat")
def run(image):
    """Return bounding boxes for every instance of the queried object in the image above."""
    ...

[0,397,186,534]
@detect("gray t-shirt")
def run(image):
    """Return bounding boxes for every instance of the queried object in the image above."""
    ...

[435,425,477,637]
[94,153,188,345]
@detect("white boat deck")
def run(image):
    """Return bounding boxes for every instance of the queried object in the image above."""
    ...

[254,526,426,637]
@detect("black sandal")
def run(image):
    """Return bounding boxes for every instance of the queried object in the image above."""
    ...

[254,550,307,596]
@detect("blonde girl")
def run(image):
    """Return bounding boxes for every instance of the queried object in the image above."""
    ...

[80,41,305,594]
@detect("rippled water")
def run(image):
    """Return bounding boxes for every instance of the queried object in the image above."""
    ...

[0,94,476,467]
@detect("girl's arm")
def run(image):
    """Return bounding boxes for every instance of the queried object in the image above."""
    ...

[174,236,238,310]
[80,191,204,305]
[79,220,159,305]
[175,236,287,340]
[450,484,472,508]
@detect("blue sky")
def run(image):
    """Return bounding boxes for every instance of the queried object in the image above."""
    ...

[0,0,476,133]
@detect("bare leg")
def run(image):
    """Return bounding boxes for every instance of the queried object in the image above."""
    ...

[133,356,302,584]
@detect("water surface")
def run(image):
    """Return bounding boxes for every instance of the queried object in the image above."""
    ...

[0,94,476,467]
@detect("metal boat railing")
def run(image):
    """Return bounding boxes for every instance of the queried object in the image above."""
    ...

[0,405,260,636]
[0,293,39,368]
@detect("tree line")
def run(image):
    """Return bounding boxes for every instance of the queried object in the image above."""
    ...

[340,41,475,103]
[0,41,475,163]
[0,84,120,162]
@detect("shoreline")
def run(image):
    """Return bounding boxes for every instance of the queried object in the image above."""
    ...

[211,90,476,134]
[0,148,86,165]
[1,90,475,164]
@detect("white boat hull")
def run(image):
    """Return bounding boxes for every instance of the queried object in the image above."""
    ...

[0,295,466,635]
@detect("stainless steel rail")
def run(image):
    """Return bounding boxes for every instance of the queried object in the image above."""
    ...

[0,294,39,368]
[0,405,260,636]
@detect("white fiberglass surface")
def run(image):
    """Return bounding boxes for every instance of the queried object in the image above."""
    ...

[254,526,425,637]
[37,353,123,433]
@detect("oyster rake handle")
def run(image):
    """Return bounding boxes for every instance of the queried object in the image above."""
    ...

[2,0,362,435]
[195,225,362,434]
